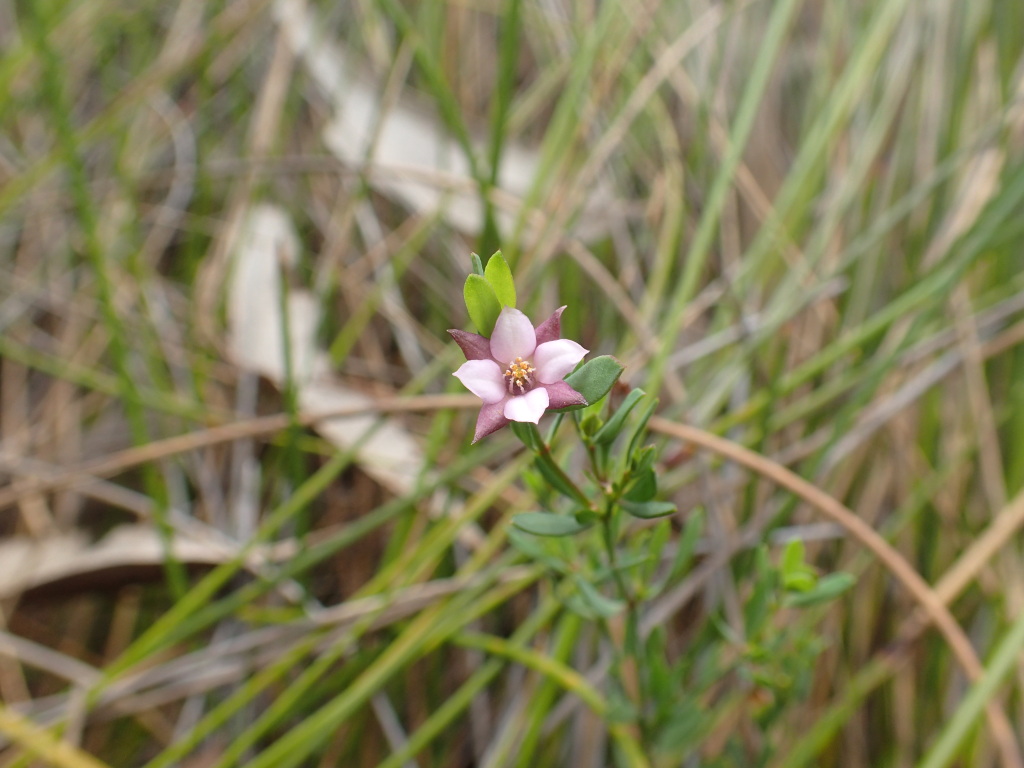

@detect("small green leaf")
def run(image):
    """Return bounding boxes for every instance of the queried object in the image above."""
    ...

[506,529,569,573]
[512,512,593,537]
[630,444,658,475]
[783,570,817,593]
[784,572,856,607]
[555,355,624,412]
[573,576,624,617]
[744,548,775,635]
[624,395,659,459]
[464,274,502,336]
[619,499,677,519]
[470,252,485,276]
[593,388,647,445]
[623,468,657,502]
[483,250,516,307]
[662,508,704,586]
[532,454,591,507]
[781,539,806,576]
[580,412,603,436]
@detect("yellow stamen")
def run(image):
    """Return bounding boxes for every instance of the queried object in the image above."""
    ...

[503,356,536,394]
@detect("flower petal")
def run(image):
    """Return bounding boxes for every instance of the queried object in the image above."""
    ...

[473,400,509,443]
[504,387,549,423]
[453,359,506,403]
[489,307,536,364]
[543,380,588,409]
[533,306,566,345]
[534,339,589,383]
[448,329,492,360]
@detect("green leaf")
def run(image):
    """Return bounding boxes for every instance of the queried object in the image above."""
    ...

[483,250,516,307]
[783,570,818,593]
[506,529,569,573]
[469,252,485,276]
[744,548,775,635]
[661,508,704,588]
[781,539,806,576]
[464,274,502,336]
[623,395,659,460]
[512,512,592,537]
[784,572,856,607]
[532,454,591,507]
[555,355,624,412]
[593,388,646,445]
[623,468,657,502]
[572,576,624,617]
[630,444,658,475]
[619,499,677,519]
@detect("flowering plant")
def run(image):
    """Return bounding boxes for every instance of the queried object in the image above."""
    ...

[450,306,588,441]
[450,251,625,444]
[446,252,851,762]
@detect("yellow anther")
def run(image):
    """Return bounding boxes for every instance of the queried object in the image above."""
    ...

[503,356,536,393]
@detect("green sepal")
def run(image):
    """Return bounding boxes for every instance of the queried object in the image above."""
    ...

[483,250,516,307]
[784,572,856,607]
[512,512,593,537]
[464,274,502,336]
[553,355,624,412]
[619,499,677,519]
[593,388,647,445]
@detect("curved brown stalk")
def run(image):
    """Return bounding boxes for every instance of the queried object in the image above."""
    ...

[649,416,1023,768]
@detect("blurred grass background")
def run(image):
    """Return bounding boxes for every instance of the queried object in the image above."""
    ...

[2,0,1024,766]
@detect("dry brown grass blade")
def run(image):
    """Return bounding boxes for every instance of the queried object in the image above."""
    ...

[648,416,1024,768]
[0,394,478,515]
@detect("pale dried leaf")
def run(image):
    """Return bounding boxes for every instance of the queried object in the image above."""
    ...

[0,526,234,599]
[227,204,425,497]
[272,0,613,238]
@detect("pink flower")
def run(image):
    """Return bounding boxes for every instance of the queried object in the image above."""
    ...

[450,307,589,442]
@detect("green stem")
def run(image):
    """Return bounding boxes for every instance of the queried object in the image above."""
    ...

[516,422,595,510]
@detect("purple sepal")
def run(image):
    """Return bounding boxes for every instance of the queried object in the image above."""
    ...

[533,306,566,345]
[473,400,509,443]
[544,380,587,409]
[448,329,492,361]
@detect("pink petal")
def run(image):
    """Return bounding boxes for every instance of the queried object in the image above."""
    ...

[453,359,506,403]
[534,306,566,345]
[504,387,549,423]
[543,380,588,409]
[534,339,588,383]
[490,307,536,364]
[448,329,492,360]
[473,400,509,443]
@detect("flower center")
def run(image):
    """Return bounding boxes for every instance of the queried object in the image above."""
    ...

[503,356,536,394]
